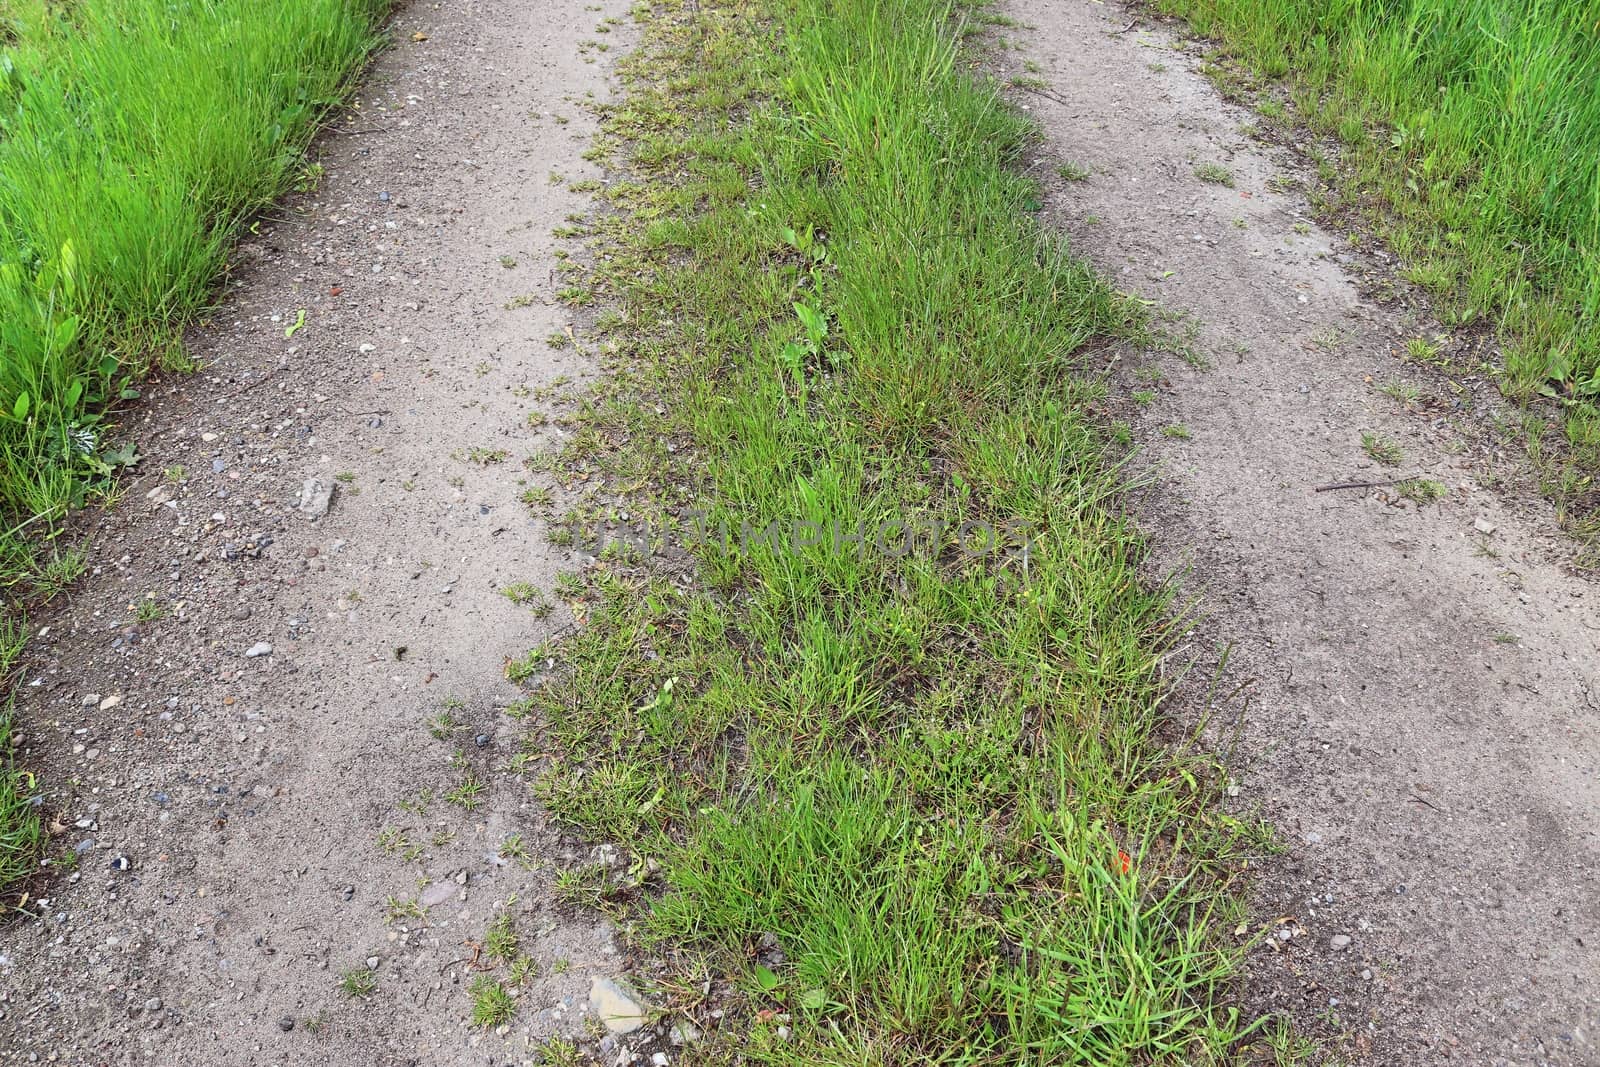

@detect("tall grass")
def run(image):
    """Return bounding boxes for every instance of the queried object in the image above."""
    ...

[1151,0,1600,477]
[0,0,387,897]
[518,0,1265,1060]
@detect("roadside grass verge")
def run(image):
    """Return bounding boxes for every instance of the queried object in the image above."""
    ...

[513,0,1270,1060]
[0,0,389,899]
[0,0,387,586]
[1149,0,1600,552]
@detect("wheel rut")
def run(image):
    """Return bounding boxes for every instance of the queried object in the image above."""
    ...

[0,3,654,1064]
[1006,2,1599,1062]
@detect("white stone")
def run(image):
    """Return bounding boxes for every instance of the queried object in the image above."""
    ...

[589,977,647,1034]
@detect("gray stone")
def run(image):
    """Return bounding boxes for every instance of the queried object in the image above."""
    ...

[244,642,273,658]
[297,478,334,519]
[1330,933,1352,951]
[419,881,454,908]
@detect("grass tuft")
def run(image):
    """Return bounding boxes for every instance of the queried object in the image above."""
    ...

[469,975,517,1027]
[484,912,520,964]
[337,966,377,999]
[1396,477,1447,505]
[1361,432,1403,467]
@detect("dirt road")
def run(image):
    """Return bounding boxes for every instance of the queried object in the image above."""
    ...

[1007,2,1600,1063]
[0,2,660,1064]
[6,1,1599,1064]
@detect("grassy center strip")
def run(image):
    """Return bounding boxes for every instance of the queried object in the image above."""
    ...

[519,0,1264,1060]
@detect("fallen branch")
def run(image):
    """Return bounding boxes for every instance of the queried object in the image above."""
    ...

[1409,792,1449,814]
[1010,82,1073,107]
[1314,476,1409,493]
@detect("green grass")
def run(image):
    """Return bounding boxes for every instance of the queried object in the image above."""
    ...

[469,975,516,1028]
[0,0,389,900]
[0,615,41,900]
[484,911,520,964]
[501,580,554,616]
[511,0,1266,1061]
[1396,476,1447,505]
[1361,431,1404,467]
[337,966,377,999]
[1153,0,1600,527]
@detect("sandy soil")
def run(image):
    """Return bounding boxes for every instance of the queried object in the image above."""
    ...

[0,2,673,1064]
[1003,2,1600,1063]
